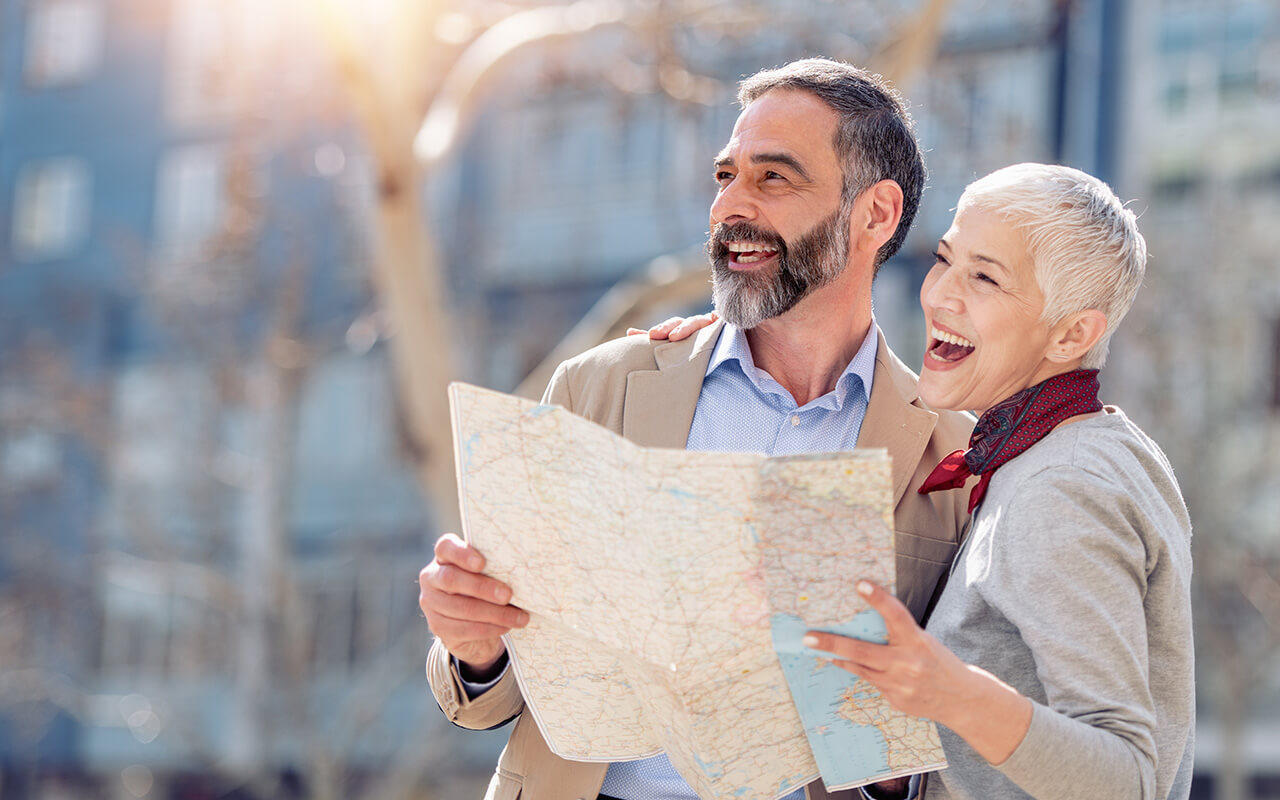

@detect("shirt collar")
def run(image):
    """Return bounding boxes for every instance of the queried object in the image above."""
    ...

[705,319,878,411]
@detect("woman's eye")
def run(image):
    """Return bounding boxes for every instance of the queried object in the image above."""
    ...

[974,272,999,286]
[931,250,949,266]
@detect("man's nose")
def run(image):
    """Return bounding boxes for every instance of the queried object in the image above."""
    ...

[710,179,756,225]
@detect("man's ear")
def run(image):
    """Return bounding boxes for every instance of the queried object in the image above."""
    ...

[1047,309,1108,363]
[850,179,904,255]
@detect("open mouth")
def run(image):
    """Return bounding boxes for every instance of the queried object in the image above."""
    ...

[725,241,780,267]
[927,326,975,363]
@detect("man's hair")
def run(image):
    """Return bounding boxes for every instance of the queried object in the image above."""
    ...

[958,163,1147,369]
[737,58,926,271]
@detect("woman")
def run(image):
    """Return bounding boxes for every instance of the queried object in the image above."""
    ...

[645,163,1194,799]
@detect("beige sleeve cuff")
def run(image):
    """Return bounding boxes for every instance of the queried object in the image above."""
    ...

[426,637,525,730]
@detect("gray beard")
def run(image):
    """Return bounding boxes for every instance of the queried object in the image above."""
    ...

[708,207,849,330]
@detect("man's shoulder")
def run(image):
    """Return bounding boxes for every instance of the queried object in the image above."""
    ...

[555,334,667,379]
[543,324,719,431]
[551,321,721,394]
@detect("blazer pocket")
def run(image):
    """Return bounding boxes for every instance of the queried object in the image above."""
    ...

[895,529,959,566]
[895,530,961,623]
[485,769,523,800]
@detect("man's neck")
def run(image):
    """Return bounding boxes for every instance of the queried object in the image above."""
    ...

[744,289,873,408]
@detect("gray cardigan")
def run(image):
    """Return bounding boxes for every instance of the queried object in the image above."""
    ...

[923,408,1194,800]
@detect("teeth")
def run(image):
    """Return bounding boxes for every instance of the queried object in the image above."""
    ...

[931,326,974,349]
[726,241,778,254]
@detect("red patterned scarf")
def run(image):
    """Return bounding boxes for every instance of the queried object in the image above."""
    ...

[918,369,1103,513]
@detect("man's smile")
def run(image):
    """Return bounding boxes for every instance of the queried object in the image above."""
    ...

[725,241,781,268]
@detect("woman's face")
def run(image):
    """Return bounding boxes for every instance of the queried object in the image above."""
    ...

[917,205,1065,414]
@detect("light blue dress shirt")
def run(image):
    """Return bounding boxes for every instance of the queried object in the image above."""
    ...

[600,322,878,800]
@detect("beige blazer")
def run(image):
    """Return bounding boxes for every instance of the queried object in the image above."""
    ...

[428,321,974,800]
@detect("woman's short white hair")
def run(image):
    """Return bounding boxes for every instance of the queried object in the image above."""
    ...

[958,163,1146,369]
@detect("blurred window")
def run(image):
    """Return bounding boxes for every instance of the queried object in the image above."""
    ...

[1272,317,1280,411]
[99,566,174,677]
[164,0,236,124]
[98,562,234,679]
[305,574,357,676]
[1158,17,1199,55]
[11,157,92,261]
[0,429,62,490]
[164,0,283,126]
[1219,69,1259,105]
[1151,170,1204,203]
[1163,79,1190,114]
[1219,14,1262,107]
[153,144,225,259]
[23,0,104,87]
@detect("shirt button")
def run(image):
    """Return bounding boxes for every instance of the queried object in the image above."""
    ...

[791,415,800,426]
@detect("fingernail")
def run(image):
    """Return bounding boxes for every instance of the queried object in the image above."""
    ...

[518,611,530,626]
[495,586,511,603]
[857,581,873,597]
[803,634,819,648]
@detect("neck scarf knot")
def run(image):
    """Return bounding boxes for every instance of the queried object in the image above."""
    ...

[918,369,1103,513]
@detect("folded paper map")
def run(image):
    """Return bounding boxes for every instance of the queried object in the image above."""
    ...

[449,381,945,799]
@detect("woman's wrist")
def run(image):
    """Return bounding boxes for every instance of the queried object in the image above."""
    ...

[941,665,1033,766]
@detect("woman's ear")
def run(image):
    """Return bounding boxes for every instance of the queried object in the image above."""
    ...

[1047,309,1108,362]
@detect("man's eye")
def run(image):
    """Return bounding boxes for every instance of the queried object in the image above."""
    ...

[715,170,734,183]
[764,171,785,180]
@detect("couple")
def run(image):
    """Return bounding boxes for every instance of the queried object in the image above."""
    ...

[419,58,1194,800]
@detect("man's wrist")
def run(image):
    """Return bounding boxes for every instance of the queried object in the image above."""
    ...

[457,649,509,684]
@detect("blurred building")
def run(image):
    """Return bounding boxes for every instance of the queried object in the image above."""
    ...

[1106,0,1280,794]
[0,0,453,796]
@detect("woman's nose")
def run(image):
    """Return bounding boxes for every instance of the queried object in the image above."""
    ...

[922,267,962,312]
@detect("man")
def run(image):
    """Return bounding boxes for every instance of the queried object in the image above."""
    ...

[419,58,973,800]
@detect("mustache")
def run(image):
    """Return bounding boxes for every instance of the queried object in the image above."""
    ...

[707,221,787,260]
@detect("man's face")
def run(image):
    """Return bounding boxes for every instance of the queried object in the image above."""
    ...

[707,90,850,329]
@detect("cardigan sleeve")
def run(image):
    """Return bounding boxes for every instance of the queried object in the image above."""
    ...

[983,466,1159,799]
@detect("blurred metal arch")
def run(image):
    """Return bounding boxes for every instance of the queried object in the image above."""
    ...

[514,246,712,399]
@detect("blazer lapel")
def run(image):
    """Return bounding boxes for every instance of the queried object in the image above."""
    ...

[618,321,938,498]
[859,329,939,505]
[622,319,724,449]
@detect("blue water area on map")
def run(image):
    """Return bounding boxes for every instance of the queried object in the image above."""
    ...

[689,738,809,798]
[692,752,724,778]
[461,433,479,470]
[771,610,892,787]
